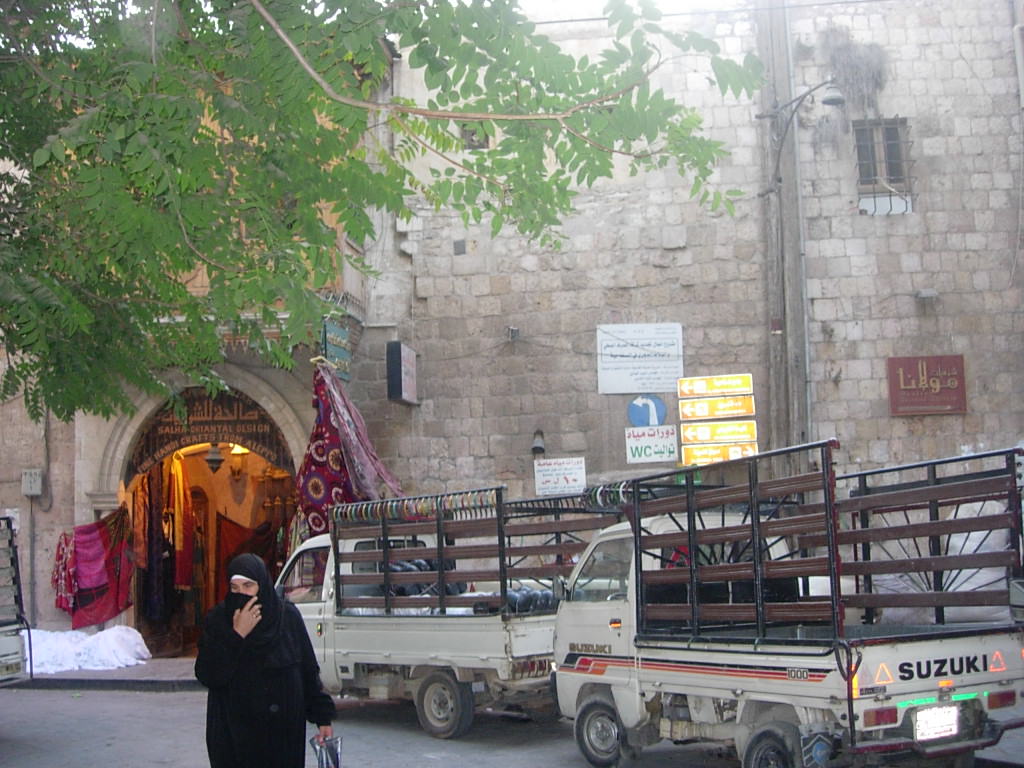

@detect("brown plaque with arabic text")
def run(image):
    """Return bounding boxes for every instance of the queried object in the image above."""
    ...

[887,355,967,416]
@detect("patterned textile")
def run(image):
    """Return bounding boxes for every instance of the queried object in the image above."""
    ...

[131,474,149,570]
[295,364,402,536]
[51,531,76,615]
[166,452,194,589]
[142,462,168,622]
[71,505,133,629]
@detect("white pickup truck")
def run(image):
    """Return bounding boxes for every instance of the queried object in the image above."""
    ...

[0,516,27,686]
[554,441,1024,768]
[275,486,613,738]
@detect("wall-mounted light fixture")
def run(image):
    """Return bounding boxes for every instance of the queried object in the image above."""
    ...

[205,443,225,474]
[531,430,546,455]
[229,443,250,481]
[757,78,846,195]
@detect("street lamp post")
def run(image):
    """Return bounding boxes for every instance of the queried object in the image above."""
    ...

[758,78,845,469]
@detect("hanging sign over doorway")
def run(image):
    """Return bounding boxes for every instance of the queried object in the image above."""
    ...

[125,387,293,480]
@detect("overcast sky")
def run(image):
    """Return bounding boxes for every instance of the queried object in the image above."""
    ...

[516,0,748,23]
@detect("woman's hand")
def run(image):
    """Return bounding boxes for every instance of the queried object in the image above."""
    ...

[232,596,262,638]
[314,724,334,744]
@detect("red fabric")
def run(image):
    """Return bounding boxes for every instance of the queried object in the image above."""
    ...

[215,516,278,604]
[71,506,133,629]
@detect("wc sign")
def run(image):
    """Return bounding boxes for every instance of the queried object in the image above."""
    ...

[625,395,677,463]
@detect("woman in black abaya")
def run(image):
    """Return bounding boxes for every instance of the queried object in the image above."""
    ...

[195,553,335,768]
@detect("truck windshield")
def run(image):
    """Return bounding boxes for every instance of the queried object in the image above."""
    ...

[570,537,632,602]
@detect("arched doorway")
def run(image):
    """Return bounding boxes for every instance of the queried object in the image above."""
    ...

[122,387,298,656]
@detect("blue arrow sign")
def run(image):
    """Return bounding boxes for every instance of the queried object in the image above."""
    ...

[628,395,667,427]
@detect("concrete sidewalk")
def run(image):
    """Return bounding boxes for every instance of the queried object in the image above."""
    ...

[13,656,202,692]
[9,658,1024,766]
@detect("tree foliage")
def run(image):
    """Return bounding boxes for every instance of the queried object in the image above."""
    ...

[0,0,762,421]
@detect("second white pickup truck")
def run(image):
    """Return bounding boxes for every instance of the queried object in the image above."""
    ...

[554,441,1024,768]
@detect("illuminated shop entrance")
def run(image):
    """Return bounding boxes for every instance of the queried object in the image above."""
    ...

[123,387,296,656]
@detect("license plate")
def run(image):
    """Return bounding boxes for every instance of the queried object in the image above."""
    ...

[915,705,958,741]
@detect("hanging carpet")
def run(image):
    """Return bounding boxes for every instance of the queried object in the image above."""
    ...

[295,363,402,536]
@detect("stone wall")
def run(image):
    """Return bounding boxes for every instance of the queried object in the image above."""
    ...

[790,0,1024,465]
[350,0,1023,497]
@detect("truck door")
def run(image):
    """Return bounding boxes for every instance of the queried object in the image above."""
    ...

[278,545,331,665]
[557,535,635,677]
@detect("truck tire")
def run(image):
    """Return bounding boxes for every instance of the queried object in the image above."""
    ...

[415,670,475,739]
[575,697,636,768]
[743,722,802,768]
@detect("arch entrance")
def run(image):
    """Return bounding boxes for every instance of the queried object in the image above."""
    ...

[124,387,298,656]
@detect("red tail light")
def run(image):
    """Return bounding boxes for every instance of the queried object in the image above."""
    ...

[863,707,898,727]
[989,690,1017,710]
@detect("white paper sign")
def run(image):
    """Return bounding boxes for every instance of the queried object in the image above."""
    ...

[534,456,587,497]
[625,424,679,464]
[597,323,684,394]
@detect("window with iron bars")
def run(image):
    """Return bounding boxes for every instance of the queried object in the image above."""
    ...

[853,117,913,214]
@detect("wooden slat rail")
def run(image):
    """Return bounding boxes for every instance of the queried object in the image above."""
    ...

[845,590,1010,609]
[843,551,1016,577]
[645,601,833,623]
[634,473,827,521]
[798,513,1014,548]
[334,518,498,540]
[836,475,1012,515]
[336,541,586,564]
[642,557,831,585]
[339,564,574,587]
[333,512,610,541]
[639,512,827,551]
[338,594,505,610]
[505,515,613,536]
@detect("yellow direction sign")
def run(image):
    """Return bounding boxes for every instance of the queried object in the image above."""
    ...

[678,395,755,421]
[680,420,758,444]
[677,373,753,399]
[682,442,759,466]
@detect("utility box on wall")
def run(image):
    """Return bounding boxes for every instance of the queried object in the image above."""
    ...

[386,341,418,405]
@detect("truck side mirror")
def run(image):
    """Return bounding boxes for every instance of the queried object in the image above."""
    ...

[1010,578,1024,623]
[552,575,567,601]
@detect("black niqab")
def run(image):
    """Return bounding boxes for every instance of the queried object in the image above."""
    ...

[225,553,294,665]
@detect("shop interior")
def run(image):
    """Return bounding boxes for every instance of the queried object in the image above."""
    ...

[124,442,297,657]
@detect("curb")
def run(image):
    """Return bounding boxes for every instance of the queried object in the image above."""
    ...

[11,677,203,693]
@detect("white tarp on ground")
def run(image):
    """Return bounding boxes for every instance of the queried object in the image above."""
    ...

[21,626,151,674]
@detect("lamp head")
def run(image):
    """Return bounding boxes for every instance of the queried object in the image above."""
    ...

[821,82,845,107]
[205,443,225,473]
[531,430,546,456]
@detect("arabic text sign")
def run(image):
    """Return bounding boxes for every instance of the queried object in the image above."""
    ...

[887,355,966,416]
[677,373,752,399]
[625,425,678,464]
[596,323,683,394]
[534,456,587,497]
[682,442,759,466]
[680,420,758,444]
[678,395,755,421]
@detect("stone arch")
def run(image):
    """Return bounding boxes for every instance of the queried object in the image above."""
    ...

[88,363,312,512]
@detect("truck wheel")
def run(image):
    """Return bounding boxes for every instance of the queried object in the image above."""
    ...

[415,670,475,739]
[575,697,635,768]
[743,723,801,768]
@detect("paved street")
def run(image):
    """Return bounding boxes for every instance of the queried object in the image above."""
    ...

[0,688,739,768]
